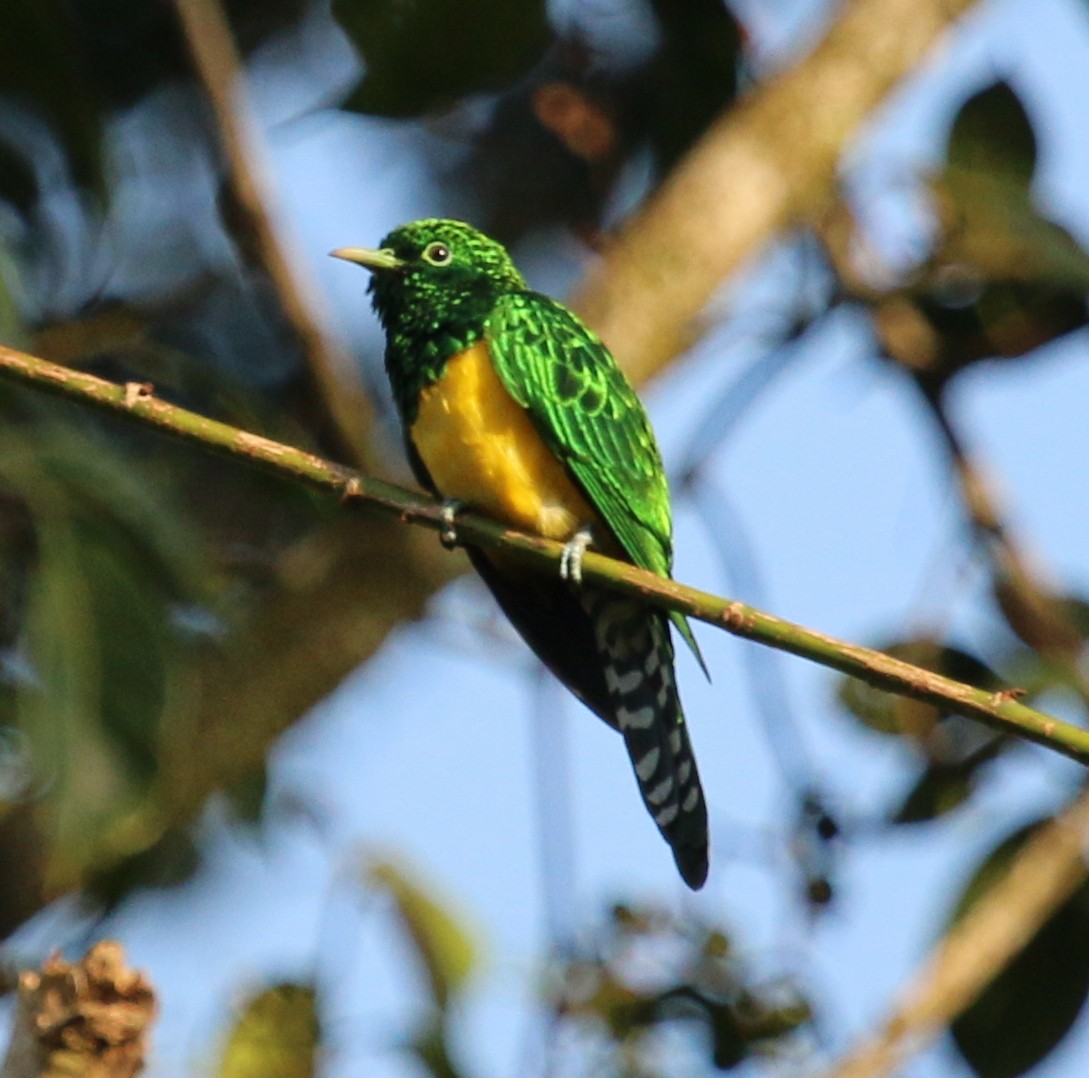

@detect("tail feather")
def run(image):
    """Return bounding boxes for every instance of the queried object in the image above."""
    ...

[581,587,709,889]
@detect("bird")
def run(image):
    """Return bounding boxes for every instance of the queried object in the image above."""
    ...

[332,219,709,888]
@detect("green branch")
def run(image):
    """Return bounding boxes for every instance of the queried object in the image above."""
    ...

[1,342,1087,765]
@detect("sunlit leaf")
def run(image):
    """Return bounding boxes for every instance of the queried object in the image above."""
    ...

[218,982,319,1078]
[364,855,478,1008]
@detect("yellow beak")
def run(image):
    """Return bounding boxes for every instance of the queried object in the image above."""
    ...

[329,246,404,271]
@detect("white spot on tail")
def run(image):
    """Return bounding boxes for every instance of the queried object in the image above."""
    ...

[636,748,660,781]
[618,705,655,730]
[646,775,674,806]
[606,666,644,696]
[655,803,679,827]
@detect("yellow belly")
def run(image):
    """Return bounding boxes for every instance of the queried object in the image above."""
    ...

[410,340,594,541]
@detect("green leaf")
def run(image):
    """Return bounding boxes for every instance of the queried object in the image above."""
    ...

[0,414,214,897]
[364,855,478,1008]
[0,140,39,216]
[0,0,105,195]
[837,640,1003,740]
[408,1019,465,1078]
[218,982,320,1078]
[0,245,23,347]
[891,762,974,824]
[950,821,1089,1078]
[946,80,1036,191]
[334,0,552,117]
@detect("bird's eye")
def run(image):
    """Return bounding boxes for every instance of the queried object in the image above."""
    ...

[422,242,452,266]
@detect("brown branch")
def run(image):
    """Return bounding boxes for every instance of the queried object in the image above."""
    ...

[171,0,375,464]
[0,943,156,1078]
[2,341,1088,771]
[571,0,982,381]
[821,788,1089,1078]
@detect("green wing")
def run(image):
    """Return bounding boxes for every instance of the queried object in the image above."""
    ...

[485,292,704,668]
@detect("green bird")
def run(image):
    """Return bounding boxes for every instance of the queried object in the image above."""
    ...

[332,219,709,888]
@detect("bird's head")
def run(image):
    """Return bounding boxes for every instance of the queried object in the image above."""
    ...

[332,219,526,333]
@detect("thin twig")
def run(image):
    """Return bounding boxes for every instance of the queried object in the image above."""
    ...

[821,788,1089,1078]
[172,0,375,463]
[1,341,1087,767]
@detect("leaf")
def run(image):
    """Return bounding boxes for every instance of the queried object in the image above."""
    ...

[364,855,478,1009]
[218,982,320,1078]
[0,0,105,195]
[994,580,1089,658]
[334,0,552,117]
[891,762,974,824]
[946,80,1036,192]
[0,140,39,216]
[0,415,214,899]
[0,244,23,346]
[642,0,746,175]
[949,821,1089,1078]
[408,1019,465,1078]
[837,640,1003,741]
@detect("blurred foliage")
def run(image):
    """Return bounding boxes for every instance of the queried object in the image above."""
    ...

[865,80,1089,398]
[549,904,811,1072]
[218,982,320,1078]
[838,639,1011,826]
[948,820,1089,1078]
[459,0,745,242]
[334,0,552,117]
[0,0,313,211]
[364,854,479,1077]
[0,0,106,198]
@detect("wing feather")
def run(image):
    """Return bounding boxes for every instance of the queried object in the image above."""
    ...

[485,293,705,668]
[486,292,672,575]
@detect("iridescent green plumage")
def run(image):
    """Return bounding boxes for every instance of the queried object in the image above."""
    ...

[334,219,710,888]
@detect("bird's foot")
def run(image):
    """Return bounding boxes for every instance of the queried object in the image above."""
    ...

[438,499,466,550]
[559,526,594,587]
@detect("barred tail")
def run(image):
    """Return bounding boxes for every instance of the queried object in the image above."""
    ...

[581,588,709,889]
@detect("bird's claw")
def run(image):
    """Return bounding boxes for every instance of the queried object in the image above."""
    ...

[560,526,594,587]
[439,499,466,549]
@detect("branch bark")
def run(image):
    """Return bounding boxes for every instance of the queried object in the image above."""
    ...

[571,0,982,381]
[822,788,1089,1078]
[2,341,1087,770]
